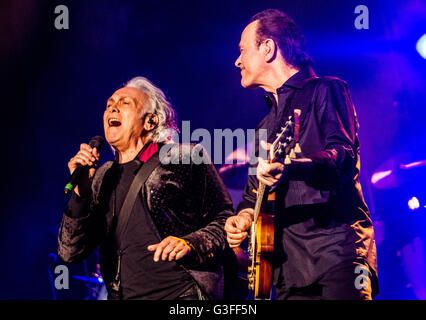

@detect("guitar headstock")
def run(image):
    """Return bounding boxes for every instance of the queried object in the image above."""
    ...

[269,109,302,164]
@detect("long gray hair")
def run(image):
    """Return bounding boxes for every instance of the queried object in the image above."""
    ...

[126,76,179,143]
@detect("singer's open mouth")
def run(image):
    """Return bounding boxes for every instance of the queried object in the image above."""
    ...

[108,118,122,127]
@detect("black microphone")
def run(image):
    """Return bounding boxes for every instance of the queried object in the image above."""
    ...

[64,136,105,195]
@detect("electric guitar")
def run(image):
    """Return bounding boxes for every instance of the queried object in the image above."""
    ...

[248,109,302,299]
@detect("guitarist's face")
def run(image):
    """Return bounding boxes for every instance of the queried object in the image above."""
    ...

[235,21,273,90]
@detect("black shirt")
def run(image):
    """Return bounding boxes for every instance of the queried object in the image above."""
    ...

[68,155,194,299]
[59,142,234,300]
[237,66,378,295]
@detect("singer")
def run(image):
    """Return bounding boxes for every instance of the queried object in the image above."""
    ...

[58,76,234,300]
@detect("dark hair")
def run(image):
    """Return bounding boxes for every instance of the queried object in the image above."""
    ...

[250,9,313,68]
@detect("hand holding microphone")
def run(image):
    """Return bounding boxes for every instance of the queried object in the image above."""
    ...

[65,136,105,196]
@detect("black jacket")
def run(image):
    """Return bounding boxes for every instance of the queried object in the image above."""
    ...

[58,143,234,299]
[237,66,378,296]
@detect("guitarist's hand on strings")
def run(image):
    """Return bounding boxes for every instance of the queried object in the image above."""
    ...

[225,209,253,248]
[257,141,284,187]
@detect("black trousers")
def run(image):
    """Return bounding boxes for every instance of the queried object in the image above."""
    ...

[276,261,373,300]
[176,284,208,300]
[108,283,207,300]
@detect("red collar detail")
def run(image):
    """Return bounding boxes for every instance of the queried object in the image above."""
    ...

[137,142,158,162]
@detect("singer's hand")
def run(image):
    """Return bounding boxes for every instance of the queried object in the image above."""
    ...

[68,143,100,197]
[147,236,191,262]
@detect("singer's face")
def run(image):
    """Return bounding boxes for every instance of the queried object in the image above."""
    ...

[234,21,267,89]
[103,87,148,149]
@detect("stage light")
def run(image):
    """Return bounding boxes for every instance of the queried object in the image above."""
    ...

[371,170,392,185]
[408,196,420,210]
[417,34,426,59]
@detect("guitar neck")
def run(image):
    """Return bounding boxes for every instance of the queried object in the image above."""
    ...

[252,182,267,224]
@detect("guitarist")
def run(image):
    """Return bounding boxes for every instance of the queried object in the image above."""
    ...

[225,9,378,300]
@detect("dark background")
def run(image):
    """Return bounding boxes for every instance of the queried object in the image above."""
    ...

[1,0,425,299]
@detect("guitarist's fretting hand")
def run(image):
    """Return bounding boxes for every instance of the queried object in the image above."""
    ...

[257,157,284,187]
[257,140,285,187]
[225,209,253,248]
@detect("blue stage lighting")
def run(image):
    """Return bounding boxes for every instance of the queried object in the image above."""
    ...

[417,34,426,59]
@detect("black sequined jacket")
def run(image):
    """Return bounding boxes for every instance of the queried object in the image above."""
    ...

[57,144,235,299]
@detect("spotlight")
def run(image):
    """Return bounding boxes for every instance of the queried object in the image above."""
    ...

[416,34,426,59]
[408,196,420,210]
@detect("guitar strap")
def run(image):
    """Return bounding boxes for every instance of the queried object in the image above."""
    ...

[109,151,161,298]
[114,151,160,249]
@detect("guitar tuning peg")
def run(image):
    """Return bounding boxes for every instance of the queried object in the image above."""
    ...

[284,154,291,165]
[295,143,301,154]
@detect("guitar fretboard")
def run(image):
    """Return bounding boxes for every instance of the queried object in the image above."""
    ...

[253,182,266,224]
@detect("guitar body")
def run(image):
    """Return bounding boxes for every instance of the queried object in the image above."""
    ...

[254,213,274,299]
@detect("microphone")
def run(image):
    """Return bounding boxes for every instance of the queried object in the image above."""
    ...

[64,136,105,195]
